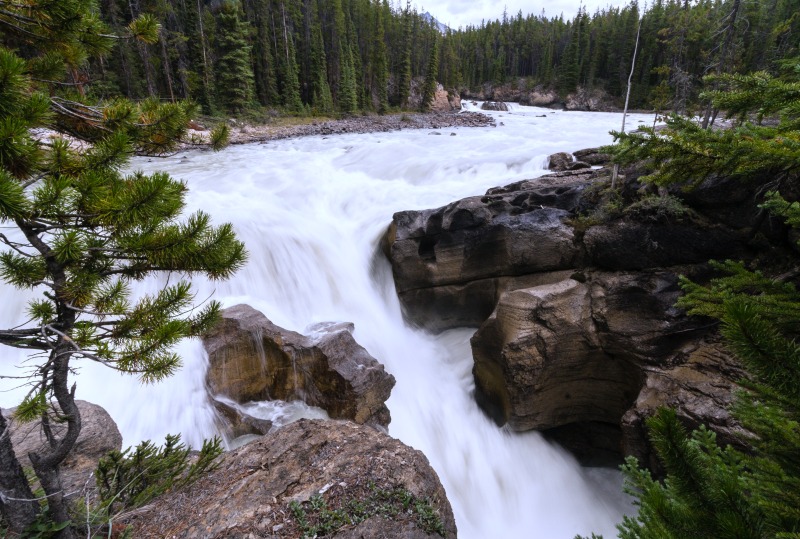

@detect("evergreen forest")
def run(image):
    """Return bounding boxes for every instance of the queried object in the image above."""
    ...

[72,0,800,116]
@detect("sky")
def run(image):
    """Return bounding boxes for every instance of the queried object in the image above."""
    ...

[418,0,627,29]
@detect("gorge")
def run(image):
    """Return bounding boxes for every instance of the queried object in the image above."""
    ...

[3,104,662,537]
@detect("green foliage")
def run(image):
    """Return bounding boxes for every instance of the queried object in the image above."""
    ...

[610,172,800,539]
[96,435,222,515]
[288,483,445,538]
[0,1,246,535]
[623,194,690,223]
[609,60,800,188]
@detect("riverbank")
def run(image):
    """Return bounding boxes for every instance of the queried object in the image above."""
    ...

[198,110,496,146]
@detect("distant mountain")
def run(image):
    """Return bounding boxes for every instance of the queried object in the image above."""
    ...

[421,11,449,34]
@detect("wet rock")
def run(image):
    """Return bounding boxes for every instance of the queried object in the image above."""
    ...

[211,398,273,438]
[481,101,509,111]
[470,270,723,463]
[203,305,395,428]
[6,400,122,502]
[573,147,611,166]
[547,152,573,171]
[118,419,457,539]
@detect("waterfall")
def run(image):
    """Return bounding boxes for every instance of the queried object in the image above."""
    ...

[1,104,654,538]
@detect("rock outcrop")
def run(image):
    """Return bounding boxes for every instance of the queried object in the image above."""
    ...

[118,419,457,539]
[203,305,395,431]
[481,101,509,111]
[384,153,767,464]
[6,400,122,501]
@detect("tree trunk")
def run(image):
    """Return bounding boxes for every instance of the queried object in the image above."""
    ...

[28,346,82,539]
[612,16,641,190]
[0,410,39,535]
[702,0,741,129]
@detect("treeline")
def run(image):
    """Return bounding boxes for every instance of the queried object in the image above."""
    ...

[88,0,800,116]
[449,0,800,111]
[92,0,442,115]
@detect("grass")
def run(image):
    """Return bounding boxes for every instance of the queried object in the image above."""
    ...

[288,482,446,538]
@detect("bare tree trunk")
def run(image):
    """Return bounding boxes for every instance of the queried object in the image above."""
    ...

[128,0,157,97]
[160,33,176,102]
[611,16,641,190]
[702,0,741,129]
[0,410,39,535]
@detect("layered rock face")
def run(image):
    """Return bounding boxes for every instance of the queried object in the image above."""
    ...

[203,304,395,432]
[385,157,759,463]
[119,419,457,539]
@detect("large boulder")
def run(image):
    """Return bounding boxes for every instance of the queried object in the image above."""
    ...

[481,101,508,111]
[203,305,395,429]
[118,419,457,539]
[6,400,122,501]
[384,164,764,464]
[387,173,596,331]
[470,271,718,463]
[430,84,461,112]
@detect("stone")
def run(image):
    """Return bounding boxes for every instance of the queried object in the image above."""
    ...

[203,305,395,428]
[621,337,748,472]
[6,400,122,501]
[480,101,508,111]
[573,147,611,166]
[470,271,725,463]
[584,220,747,271]
[118,419,457,539]
[211,398,273,438]
[547,152,573,171]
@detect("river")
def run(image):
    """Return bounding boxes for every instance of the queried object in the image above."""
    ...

[1,103,656,538]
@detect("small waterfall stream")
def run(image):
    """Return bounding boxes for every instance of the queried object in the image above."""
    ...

[1,104,655,538]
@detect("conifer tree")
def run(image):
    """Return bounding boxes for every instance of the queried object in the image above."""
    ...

[371,0,389,113]
[396,1,413,108]
[420,36,440,111]
[214,0,255,113]
[599,59,800,539]
[0,1,246,536]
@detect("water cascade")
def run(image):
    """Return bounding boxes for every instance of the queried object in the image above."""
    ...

[1,104,656,538]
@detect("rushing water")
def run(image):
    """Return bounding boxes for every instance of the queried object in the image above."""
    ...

[1,103,656,538]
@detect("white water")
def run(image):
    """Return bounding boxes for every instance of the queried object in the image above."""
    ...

[1,103,655,538]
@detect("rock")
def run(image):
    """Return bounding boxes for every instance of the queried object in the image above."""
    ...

[7,400,122,501]
[481,101,508,111]
[573,147,611,166]
[584,220,747,270]
[388,195,580,331]
[384,167,763,464]
[565,87,615,111]
[118,419,457,539]
[430,84,461,112]
[470,271,722,462]
[203,305,395,428]
[211,398,273,438]
[547,151,573,171]
[621,337,747,472]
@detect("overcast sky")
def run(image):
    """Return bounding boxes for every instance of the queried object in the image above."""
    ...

[418,0,627,29]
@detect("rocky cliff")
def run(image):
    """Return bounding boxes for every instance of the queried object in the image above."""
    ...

[119,419,457,538]
[384,157,780,465]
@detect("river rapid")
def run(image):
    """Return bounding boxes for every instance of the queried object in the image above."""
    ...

[1,103,656,538]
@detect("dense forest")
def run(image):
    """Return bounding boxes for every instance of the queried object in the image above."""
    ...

[82,0,800,116]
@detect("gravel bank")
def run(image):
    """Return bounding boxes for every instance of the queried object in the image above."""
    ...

[222,111,495,145]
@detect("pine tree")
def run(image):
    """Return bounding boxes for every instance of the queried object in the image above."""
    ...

[420,35,439,111]
[0,2,245,536]
[597,59,800,539]
[214,0,255,113]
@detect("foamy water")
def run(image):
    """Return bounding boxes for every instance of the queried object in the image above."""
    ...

[1,103,655,538]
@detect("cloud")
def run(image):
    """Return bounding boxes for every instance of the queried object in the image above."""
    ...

[420,0,623,29]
